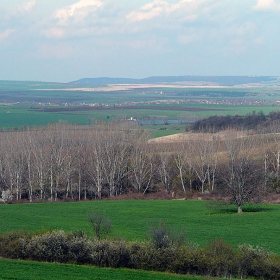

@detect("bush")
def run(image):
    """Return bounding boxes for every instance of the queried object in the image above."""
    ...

[22,230,71,262]
[105,241,131,268]
[2,228,280,280]
[149,222,185,250]
[91,240,131,268]
[21,230,96,264]
[127,241,149,269]
[88,211,112,240]
[261,255,280,279]
[237,244,271,279]
[0,231,30,259]
[66,231,93,264]
[170,246,203,275]
[203,239,237,278]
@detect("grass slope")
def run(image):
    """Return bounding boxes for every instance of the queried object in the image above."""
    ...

[0,259,209,280]
[0,200,280,254]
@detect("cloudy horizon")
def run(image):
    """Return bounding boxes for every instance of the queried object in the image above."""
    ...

[0,0,279,82]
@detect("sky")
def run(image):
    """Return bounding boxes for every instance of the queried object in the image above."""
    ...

[0,0,279,82]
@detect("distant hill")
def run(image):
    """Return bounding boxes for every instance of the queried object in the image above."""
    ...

[69,76,279,86]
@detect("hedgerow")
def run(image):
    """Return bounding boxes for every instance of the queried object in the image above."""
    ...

[1,229,280,279]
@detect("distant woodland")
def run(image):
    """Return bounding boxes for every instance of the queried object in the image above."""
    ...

[189,110,280,132]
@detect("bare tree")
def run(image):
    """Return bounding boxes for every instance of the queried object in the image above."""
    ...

[173,141,189,196]
[129,132,154,194]
[87,128,105,199]
[98,123,130,197]
[28,129,49,200]
[73,131,88,201]
[189,133,219,193]
[3,133,26,201]
[155,149,173,193]
[221,131,264,213]
[63,129,78,199]
[88,211,112,240]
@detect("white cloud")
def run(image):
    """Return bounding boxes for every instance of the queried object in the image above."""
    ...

[0,29,14,41]
[8,1,37,15]
[126,0,204,21]
[1,1,36,21]
[253,0,280,11]
[20,1,36,12]
[54,0,104,24]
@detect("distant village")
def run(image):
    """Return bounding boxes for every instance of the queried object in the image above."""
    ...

[17,97,280,108]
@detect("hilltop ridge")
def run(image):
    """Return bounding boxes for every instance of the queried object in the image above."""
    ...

[69,76,279,86]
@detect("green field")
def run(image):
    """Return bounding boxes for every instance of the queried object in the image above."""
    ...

[0,259,211,280]
[1,80,280,132]
[0,200,280,254]
[1,103,279,133]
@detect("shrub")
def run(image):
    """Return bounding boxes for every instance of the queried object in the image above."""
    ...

[127,241,149,269]
[237,244,271,279]
[0,231,30,259]
[203,239,237,278]
[22,230,70,262]
[261,255,280,279]
[91,240,131,268]
[2,228,280,280]
[170,246,203,275]
[149,222,185,250]
[68,236,94,264]
[88,211,112,240]
[105,241,130,268]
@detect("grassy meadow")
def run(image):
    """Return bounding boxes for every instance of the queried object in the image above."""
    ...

[0,200,280,254]
[0,258,216,280]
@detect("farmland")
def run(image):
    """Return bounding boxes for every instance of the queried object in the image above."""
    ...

[0,77,280,133]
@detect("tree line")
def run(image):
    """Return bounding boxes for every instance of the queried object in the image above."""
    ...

[189,110,280,132]
[1,122,280,212]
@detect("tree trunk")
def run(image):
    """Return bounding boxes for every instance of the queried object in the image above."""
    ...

[238,205,243,214]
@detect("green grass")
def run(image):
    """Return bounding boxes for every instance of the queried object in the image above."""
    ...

[0,259,209,280]
[0,105,88,129]
[142,123,186,138]
[1,200,280,254]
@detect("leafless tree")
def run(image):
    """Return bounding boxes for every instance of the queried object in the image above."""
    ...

[155,148,173,193]
[189,133,219,193]
[172,141,189,196]
[73,131,87,201]
[28,129,49,200]
[3,133,26,201]
[87,128,105,199]
[129,132,154,194]
[97,123,131,197]
[221,131,264,213]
